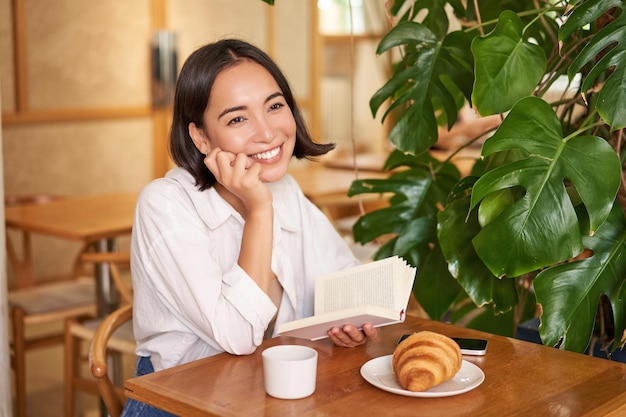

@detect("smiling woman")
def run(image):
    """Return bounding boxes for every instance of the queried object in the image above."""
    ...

[123,38,380,417]
[0,3,317,415]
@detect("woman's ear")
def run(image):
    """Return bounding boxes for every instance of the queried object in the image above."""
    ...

[189,122,210,155]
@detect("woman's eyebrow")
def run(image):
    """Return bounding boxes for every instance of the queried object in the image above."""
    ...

[218,105,245,120]
[217,92,285,120]
[265,92,284,103]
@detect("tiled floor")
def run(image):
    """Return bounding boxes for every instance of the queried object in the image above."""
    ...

[19,345,96,417]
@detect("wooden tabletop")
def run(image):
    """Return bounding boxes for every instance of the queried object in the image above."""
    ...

[320,148,483,178]
[124,316,626,416]
[4,192,137,242]
[289,163,388,207]
[321,151,390,172]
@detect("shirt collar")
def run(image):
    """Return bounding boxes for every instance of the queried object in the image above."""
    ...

[166,167,301,233]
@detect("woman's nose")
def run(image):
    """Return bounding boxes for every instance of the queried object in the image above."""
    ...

[253,116,274,142]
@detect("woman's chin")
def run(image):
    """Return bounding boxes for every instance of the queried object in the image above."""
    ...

[260,165,289,183]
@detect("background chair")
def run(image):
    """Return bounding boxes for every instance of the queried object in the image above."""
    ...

[64,251,134,417]
[6,194,98,417]
[88,303,134,417]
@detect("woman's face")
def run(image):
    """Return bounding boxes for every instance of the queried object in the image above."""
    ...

[199,59,297,183]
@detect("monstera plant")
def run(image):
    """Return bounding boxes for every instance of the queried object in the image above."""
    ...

[344,0,626,356]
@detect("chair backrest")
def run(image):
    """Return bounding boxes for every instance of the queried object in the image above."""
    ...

[80,251,133,305]
[5,194,64,288]
[89,303,133,417]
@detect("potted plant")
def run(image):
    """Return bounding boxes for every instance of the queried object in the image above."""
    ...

[343,0,626,358]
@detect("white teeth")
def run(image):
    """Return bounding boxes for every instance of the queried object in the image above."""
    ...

[251,147,280,160]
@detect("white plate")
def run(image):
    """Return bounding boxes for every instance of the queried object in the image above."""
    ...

[360,355,484,397]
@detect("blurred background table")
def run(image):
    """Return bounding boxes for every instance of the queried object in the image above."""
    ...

[289,162,387,201]
[5,192,137,315]
[289,163,389,240]
[320,148,483,177]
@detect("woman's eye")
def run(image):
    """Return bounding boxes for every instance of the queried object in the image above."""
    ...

[269,102,285,111]
[227,116,245,125]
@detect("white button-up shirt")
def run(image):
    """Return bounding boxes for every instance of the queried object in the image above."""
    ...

[131,167,359,371]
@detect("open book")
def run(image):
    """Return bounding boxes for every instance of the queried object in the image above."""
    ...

[276,256,416,341]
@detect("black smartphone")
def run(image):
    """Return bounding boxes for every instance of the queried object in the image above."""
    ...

[452,337,488,356]
[397,334,488,356]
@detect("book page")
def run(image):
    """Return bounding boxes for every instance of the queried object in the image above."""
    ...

[318,267,395,314]
[314,256,413,315]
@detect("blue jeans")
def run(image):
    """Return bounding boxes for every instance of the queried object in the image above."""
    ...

[121,357,178,417]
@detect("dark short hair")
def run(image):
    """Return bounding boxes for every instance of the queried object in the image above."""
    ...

[169,38,335,190]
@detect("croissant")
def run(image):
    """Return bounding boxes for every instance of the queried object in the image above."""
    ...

[392,331,462,392]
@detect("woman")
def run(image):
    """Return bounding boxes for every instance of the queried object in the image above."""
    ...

[123,38,377,416]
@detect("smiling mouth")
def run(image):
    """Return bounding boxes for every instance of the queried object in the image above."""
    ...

[250,145,281,161]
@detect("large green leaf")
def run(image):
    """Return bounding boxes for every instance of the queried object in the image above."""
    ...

[350,168,453,246]
[472,10,547,115]
[439,177,519,313]
[534,204,626,353]
[370,23,438,114]
[349,154,463,319]
[564,1,626,130]
[370,22,474,154]
[559,0,623,41]
[465,288,537,337]
[394,0,467,40]
[415,242,463,320]
[409,0,454,39]
[470,97,621,277]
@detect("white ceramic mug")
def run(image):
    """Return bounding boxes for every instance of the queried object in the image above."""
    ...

[262,345,318,399]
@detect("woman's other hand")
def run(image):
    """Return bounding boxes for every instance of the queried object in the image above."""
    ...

[327,323,378,348]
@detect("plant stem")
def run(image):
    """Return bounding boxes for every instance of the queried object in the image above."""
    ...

[564,120,604,142]
[465,6,566,34]
[472,0,484,36]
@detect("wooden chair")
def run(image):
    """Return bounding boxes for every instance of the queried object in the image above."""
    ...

[5,194,99,417]
[64,251,134,417]
[89,303,134,417]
